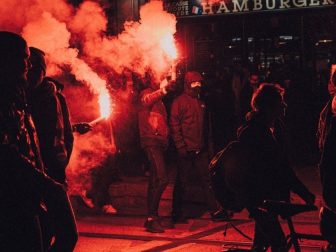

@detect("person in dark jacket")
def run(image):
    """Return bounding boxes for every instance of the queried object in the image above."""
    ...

[0,31,63,252]
[27,47,78,251]
[138,72,175,233]
[237,84,315,252]
[170,71,217,223]
[317,71,336,252]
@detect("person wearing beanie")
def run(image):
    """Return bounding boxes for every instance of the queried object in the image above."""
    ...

[170,71,218,223]
[27,47,78,251]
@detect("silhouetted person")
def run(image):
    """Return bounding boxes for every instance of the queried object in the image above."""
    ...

[138,72,174,233]
[27,47,78,251]
[317,71,336,252]
[0,31,63,252]
[170,71,217,223]
[237,84,315,252]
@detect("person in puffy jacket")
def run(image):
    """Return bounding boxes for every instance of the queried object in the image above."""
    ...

[237,83,315,252]
[138,72,175,233]
[0,31,63,252]
[170,71,217,223]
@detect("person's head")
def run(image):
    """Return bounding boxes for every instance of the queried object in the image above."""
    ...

[249,73,259,89]
[251,83,286,119]
[27,47,47,89]
[0,31,30,83]
[184,71,203,97]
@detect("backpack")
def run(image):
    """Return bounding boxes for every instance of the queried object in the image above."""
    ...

[209,140,250,213]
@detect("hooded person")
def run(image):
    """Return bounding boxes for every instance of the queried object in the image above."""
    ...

[169,71,218,223]
[138,70,175,233]
[27,47,78,252]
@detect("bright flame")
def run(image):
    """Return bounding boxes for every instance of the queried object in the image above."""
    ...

[160,34,178,60]
[98,92,111,118]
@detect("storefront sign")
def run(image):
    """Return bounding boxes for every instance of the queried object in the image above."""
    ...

[164,0,336,17]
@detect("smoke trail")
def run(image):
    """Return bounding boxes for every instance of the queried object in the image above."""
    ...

[67,131,111,195]
[70,0,177,82]
[0,0,178,195]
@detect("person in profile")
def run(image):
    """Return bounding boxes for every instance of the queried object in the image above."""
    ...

[0,31,63,252]
[237,84,315,251]
[27,47,80,251]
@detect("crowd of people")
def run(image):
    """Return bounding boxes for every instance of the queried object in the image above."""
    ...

[1,30,336,252]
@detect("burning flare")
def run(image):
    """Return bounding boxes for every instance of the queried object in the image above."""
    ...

[98,92,111,119]
[160,34,177,60]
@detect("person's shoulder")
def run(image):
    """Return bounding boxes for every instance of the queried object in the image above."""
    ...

[40,79,57,97]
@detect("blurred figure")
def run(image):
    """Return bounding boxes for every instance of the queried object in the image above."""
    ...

[317,71,336,252]
[240,72,260,121]
[0,31,63,252]
[27,47,78,251]
[208,66,236,153]
[138,72,175,233]
[170,71,218,223]
[237,84,315,252]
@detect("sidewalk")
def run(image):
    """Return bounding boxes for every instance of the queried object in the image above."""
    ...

[73,165,326,251]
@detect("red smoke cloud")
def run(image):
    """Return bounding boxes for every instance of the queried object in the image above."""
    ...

[0,0,178,195]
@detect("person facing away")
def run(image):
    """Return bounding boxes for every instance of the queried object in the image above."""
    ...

[170,71,218,223]
[0,31,64,252]
[138,71,175,233]
[27,47,78,251]
[237,83,315,252]
[317,71,336,252]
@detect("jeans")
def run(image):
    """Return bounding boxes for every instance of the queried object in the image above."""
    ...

[172,150,217,218]
[145,146,169,217]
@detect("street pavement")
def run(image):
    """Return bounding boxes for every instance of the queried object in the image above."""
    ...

[73,166,328,251]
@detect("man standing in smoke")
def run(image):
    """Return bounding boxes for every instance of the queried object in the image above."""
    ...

[169,71,218,223]
[0,31,64,252]
[27,47,80,251]
[317,70,336,252]
[138,71,175,233]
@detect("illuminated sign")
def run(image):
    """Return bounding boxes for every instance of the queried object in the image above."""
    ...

[164,0,336,17]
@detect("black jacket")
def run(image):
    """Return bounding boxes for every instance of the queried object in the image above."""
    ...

[317,99,336,210]
[237,112,312,208]
[0,85,50,214]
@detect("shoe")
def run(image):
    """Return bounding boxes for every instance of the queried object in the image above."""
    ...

[102,204,117,214]
[80,190,94,208]
[144,219,165,233]
[159,218,175,229]
[211,209,234,222]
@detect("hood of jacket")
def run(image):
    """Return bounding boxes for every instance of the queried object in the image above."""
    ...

[184,71,203,97]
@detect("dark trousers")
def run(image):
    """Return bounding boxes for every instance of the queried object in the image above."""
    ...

[248,208,286,251]
[0,211,43,252]
[172,150,217,218]
[145,146,169,217]
[42,188,78,252]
